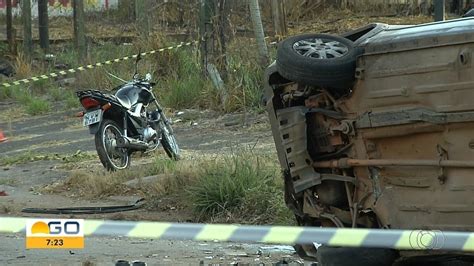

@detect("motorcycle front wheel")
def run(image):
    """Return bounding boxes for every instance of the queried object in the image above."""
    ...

[95,119,131,171]
[160,121,180,160]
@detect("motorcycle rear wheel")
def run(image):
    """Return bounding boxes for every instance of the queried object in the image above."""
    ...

[95,119,131,171]
[160,121,180,160]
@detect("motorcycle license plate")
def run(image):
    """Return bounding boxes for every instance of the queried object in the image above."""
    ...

[83,109,102,126]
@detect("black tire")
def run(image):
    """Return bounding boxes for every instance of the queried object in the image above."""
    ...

[276,33,359,93]
[316,246,399,266]
[160,121,181,160]
[95,119,131,171]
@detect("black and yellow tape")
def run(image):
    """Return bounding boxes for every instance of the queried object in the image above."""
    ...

[0,217,473,251]
[0,41,199,88]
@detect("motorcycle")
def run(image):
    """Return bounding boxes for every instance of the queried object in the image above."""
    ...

[76,54,180,171]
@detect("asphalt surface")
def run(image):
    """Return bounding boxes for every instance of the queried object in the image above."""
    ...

[1,234,304,265]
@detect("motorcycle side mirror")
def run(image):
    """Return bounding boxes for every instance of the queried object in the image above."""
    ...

[133,50,142,78]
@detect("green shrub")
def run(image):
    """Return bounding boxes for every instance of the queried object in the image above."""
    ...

[25,98,51,115]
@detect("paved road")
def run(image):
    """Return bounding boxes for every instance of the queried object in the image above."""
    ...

[1,234,303,265]
[0,109,274,157]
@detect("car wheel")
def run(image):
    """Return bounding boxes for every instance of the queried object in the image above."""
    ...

[276,33,360,94]
[316,246,399,266]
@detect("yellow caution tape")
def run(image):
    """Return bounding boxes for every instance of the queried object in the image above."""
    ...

[1,41,199,88]
[0,217,473,251]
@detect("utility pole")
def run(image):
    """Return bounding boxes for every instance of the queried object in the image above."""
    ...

[434,0,446,21]
[135,0,150,37]
[73,0,87,63]
[38,0,50,53]
[22,0,33,60]
[249,0,269,66]
[271,0,287,38]
[6,0,14,54]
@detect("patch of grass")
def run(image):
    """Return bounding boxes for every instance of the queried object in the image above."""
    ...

[31,79,55,94]
[25,97,51,115]
[0,106,26,123]
[51,150,293,225]
[49,86,64,101]
[65,93,80,109]
[0,205,12,214]
[0,86,14,100]
[186,151,294,224]
[0,150,96,166]
[0,151,45,166]
[158,49,211,109]
[11,88,33,105]
[13,53,32,79]
[49,87,79,110]
[0,178,17,186]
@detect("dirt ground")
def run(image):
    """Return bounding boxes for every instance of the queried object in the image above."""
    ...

[0,105,306,265]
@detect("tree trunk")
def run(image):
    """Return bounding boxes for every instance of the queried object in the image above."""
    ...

[135,0,150,37]
[216,0,230,81]
[271,0,287,38]
[199,0,216,75]
[22,0,33,60]
[73,0,86,63]
[38,0,50,53]
[118,0,135,21]
[249,0,269,66]
[434,0,446,21]
[6,0,14,54]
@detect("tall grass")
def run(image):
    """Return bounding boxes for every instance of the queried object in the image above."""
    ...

[155,38,268,112]
[186,151,294,224]
[2,34,268,114]
[158,49,213,109]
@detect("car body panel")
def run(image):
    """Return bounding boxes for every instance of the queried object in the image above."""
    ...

[265,16,474,256]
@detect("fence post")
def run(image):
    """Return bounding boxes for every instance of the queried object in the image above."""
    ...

[73,0,87,63]
[22,0,33,60]
[38,0,50,53]
[434,0,446,21]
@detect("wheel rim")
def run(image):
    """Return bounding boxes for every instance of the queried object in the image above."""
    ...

[163,125,180,156]
[102,124,129,169]
[293,38,349,59]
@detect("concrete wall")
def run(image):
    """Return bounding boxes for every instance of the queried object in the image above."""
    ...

[0,0,118,17]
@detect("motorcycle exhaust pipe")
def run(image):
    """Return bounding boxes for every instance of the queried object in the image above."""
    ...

[116,136,149,151]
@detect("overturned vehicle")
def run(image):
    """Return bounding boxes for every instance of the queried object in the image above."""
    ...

[265,17,474,265]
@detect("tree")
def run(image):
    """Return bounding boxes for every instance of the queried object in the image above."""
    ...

[73,0,86,63]
[6,0,14,54]
[38,0,50,53]
[135,0,150,37]
[434,0,446,21]
[22,0,33,60]
[249,0,269,66]
[271,0,287,38]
